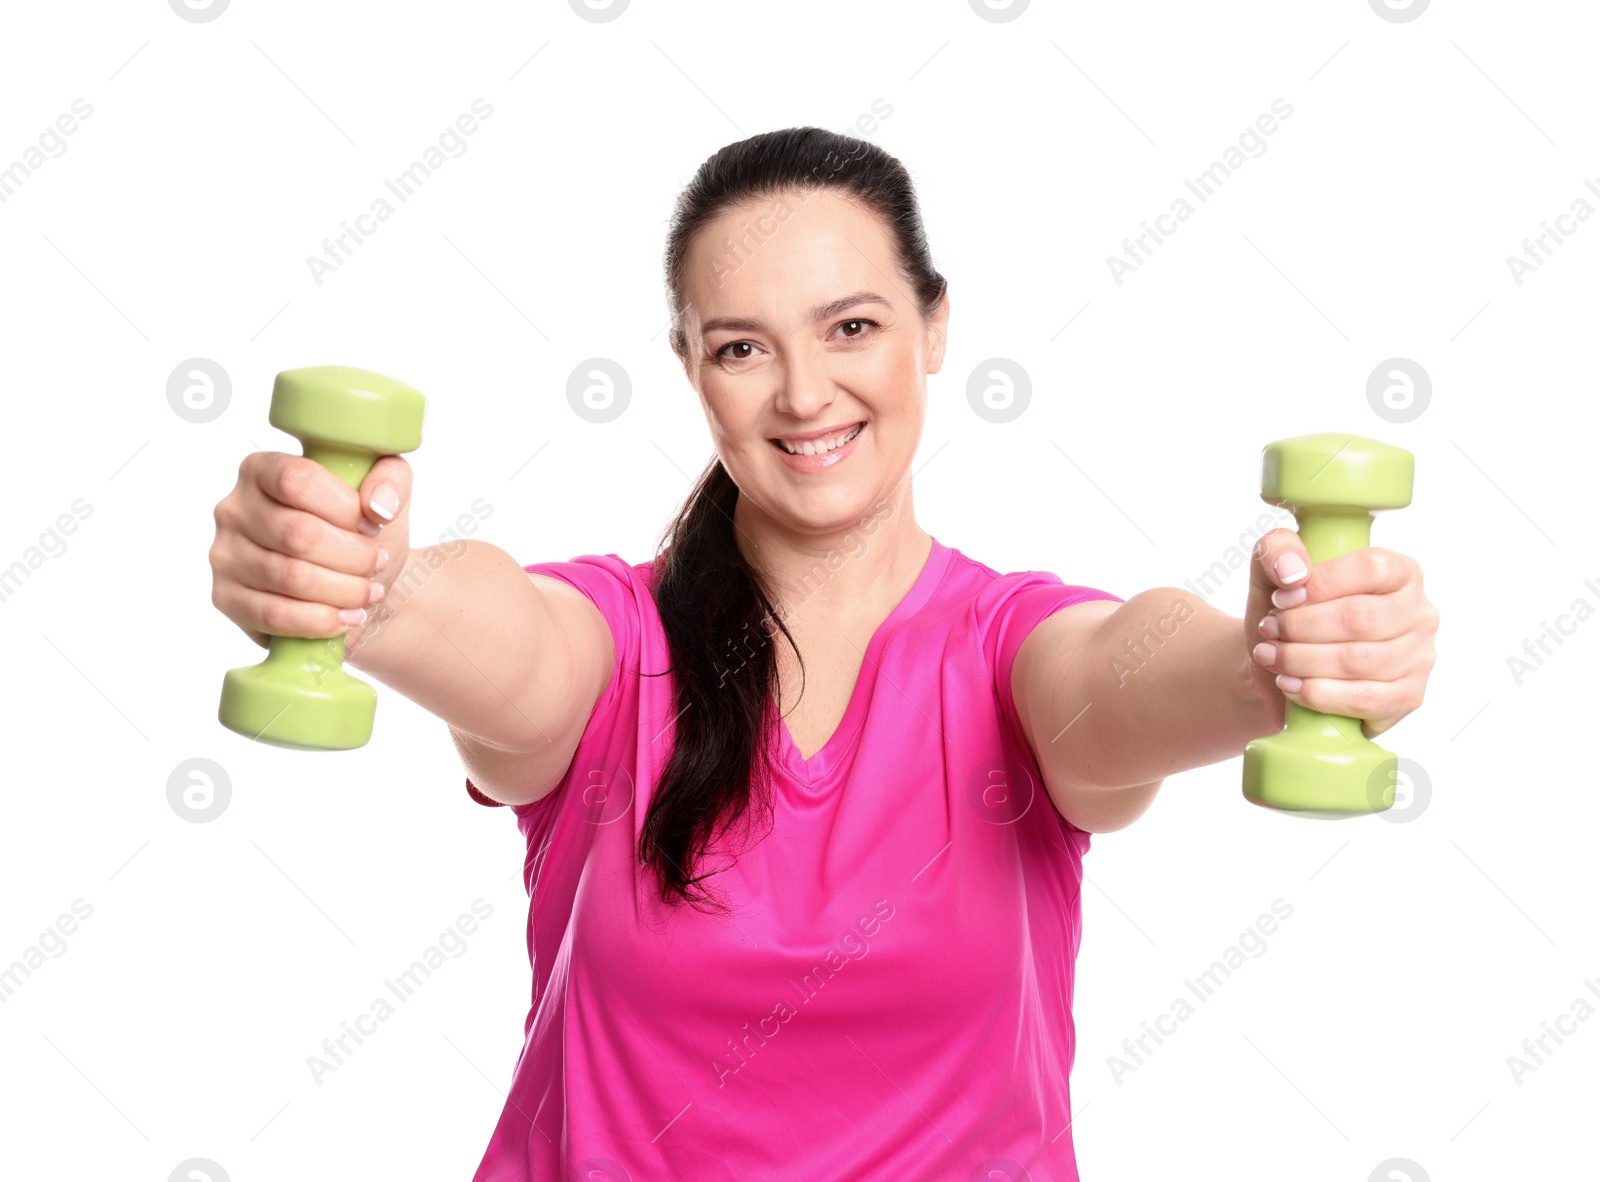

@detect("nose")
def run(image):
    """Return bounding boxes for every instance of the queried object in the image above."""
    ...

[771,345,836,422]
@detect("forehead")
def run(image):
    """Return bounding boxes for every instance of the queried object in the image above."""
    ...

[683,189,899,324]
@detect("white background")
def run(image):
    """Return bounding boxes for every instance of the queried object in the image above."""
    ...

[0,1,1593,1179]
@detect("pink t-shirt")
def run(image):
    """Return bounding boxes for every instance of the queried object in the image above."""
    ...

[467,536,1122,1181]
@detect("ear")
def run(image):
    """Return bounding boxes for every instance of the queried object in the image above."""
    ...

[925,289,951,374]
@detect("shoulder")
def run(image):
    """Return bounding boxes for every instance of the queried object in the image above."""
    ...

[937,542,1123,644]
[524,551,652,592]
[523,552,657,611]
[930,544,1123,729]
[1011,595,1121,672]
[523,551,660,672]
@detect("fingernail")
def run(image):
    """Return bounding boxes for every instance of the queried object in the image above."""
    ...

[376,547,389,573]
[1271,584,1307,609]
[1254,642,1277,665]
[370,484,398,521]
[339,607,367,625]
[1276,673,1303,693]
[1258,614,1281,640]
[357,517,382,537]
[1275,553,1308,584]
[368,581,385,605]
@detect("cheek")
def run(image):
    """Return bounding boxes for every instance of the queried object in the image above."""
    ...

[860,349,923,420]
[702,385,767,453]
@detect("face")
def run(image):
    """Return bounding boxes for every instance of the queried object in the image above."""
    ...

[675,188,949,538]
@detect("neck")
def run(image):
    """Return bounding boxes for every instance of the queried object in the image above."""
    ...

[731,480,930,629]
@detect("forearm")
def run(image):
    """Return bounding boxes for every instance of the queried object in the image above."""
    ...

[1040,589,1276,791]
[344,539,555,751]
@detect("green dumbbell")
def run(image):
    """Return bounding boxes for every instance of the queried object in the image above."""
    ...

[1242,432,1414,817]
[218,366,426,750]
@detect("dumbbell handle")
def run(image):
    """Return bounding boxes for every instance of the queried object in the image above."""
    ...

[304,440,379,490]
[1282,505,1375,744]
[257,443,379,695]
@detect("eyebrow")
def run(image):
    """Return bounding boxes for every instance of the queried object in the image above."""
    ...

[698,290,892,337]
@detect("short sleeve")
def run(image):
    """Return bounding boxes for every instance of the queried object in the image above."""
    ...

[463,553,642,812]
[987,574,1124,762]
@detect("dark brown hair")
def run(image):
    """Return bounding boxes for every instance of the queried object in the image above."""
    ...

[642,127,947,911]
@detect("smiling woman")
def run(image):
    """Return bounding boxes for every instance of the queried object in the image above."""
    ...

[439,126,1442,1182]
[456,126,1131,1182]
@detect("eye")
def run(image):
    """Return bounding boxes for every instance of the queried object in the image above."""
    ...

[710,318,881,364]
[833,318,880,341]
[713,340,764,363]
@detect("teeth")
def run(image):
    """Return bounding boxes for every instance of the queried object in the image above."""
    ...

[779,423,862,455]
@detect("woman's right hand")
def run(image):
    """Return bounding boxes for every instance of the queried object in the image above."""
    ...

[209,451,413,651]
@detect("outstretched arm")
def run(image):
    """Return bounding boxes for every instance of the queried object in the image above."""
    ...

[1012,590,1270,833]
[1012,530,1439,833]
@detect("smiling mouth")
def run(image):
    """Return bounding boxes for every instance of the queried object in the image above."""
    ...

[770,422,865,456]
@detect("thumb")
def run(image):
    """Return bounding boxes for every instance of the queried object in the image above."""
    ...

[1248,527,1311,618]
[357,455,413,537]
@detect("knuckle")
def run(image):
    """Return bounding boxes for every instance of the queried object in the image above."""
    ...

[1295,679,1324,712]
[1363,548,1392,586]
[1342,595,1378,635]
[264,454,300,497]
[281,456,319,499]
[377,454,410,483]
[1345,680,1379,716]
[260,596,294,635]
[276,553,314,598]
[1337,640,1371,677]
[254,452,288,495]
[280,513,320,556]
[1256,529,1290,558]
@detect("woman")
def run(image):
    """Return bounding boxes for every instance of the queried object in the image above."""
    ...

[209,127,1438,1180]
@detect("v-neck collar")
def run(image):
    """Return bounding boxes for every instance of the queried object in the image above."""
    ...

[774,536,950,785]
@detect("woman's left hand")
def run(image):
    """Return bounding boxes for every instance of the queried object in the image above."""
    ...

[1244,529,1440,737]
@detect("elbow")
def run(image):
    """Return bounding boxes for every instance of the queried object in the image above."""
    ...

[1052,777,1164,833]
